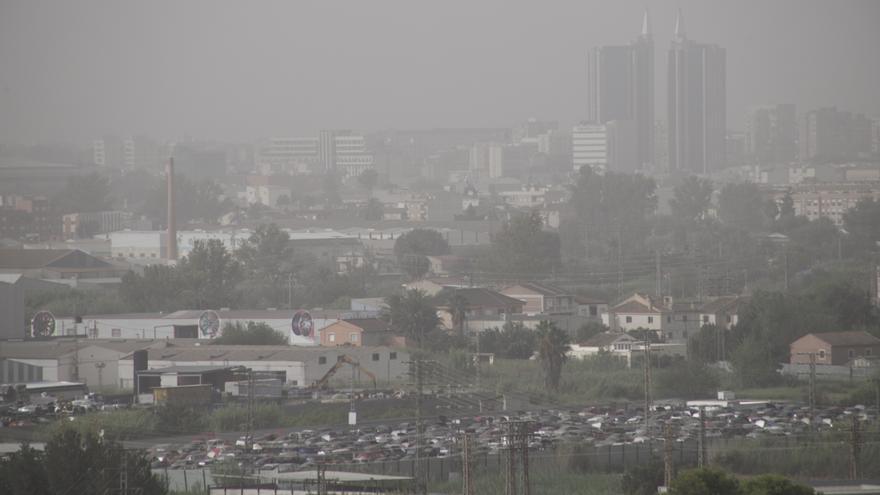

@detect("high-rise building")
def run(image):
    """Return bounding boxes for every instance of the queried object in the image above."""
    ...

[802,107,873,162]
[667,10,726,174]
[572,122,637,174]
[748,104,798,164]
[586,10,654,170]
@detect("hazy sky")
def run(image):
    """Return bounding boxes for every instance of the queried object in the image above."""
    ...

[1,0,878,144]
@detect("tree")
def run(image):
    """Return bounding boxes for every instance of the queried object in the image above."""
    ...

[668,467,740,495]
[385,289,439,347]
[622,461,665,495]
[120,264,185,312]
[142,174,231,225]
[486,210,561,275]
[361,198,384,221]
[449,292,469,339]
[41,428,164,495]
[844,198,880,255]
[669,176,714,224]
[536,320,570,392]
[0,443,49,495]
[576,321,608,343]
[52,172,113,213]
[741,474,815,495]
[393,229,451,259]
[561,167,657,261]
[235,223,307,308]
[212,321,288,345]
[718,182,767,232]
[478,322,537,359]
[399,253,430,280]
[357,169,379,196]
[177,239,242,309]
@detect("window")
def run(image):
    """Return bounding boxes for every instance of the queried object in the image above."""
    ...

[848,349,855,359]
[318,356,327,365]
[111,328,121,338]
[589,306,598,316]
[702,315,709,323]
[328,333,336,343]
[647,317,654,324]
[818,350,826,359]
[667,316,672,323]
[867,349,872,356]
[681,315,687,321]
[390,352,397,360]
[625,316,632,323]
[683,330,688,339]
[350,333,359,343]
[337,355,345,362]
[726,315,732,323]
[372,353,380,361]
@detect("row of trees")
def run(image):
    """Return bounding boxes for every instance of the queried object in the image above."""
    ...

[117,223,375,312]
[0,430,165,495]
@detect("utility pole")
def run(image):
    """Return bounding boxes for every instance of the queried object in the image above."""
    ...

[245,369,255,462]
[462,433,474,495]
[520,422,532,495]
[783,248,790,292]
[643,340,652,444]
[414,359,424,493]
[119,449,129,495]
[655,250,662,299]
[316,460,327,495]
[664,422,674,487]
[616,226,623,298]
[698,407,707,468]
[505,422,518,495]
[849,415,861,480]
[807,353,816,431]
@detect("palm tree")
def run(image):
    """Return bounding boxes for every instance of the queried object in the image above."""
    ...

[536,321,571,392]
[449,292,469,339]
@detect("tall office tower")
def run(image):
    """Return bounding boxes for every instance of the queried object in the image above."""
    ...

[748,104,798,164]
[802,107,874,162]
[667,10,726,174]
[586,10,654,170]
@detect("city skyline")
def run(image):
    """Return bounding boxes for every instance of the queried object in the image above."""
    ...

[1,0,879,144]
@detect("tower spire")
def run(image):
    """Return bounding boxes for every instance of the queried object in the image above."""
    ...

[674,8,686,40]
[641,8,652,38]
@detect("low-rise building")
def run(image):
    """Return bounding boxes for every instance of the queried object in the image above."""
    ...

[500,282,576,315]
[789,331,880,366]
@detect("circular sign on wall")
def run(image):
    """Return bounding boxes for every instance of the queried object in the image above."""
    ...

[32,310,56,338]
[291,310,313,337]
[198,310,221,338]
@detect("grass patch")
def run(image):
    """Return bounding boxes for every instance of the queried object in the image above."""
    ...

[429,471,622,495]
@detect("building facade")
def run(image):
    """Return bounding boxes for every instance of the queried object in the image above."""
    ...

[667,10,726,174]
[586,10,654,170]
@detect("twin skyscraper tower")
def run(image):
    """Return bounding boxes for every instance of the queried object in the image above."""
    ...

[586,10,726,174]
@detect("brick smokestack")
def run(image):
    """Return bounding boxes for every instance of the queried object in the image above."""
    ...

[166,157,177,261]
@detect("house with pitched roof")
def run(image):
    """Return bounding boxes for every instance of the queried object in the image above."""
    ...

[500,281,576,315]
[790,331,880,366]
[318,318,403,348]
[699,295,750,329]
[437,288,525,332]
[603,293,700,342]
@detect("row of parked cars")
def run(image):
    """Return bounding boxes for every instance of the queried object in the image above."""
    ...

[145,400,877,471]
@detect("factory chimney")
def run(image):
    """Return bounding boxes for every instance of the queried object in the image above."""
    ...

[166,157,177,261]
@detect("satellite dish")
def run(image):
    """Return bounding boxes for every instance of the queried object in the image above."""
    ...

[291,310,313,337]
[198,310,221,338]
[32,311,56,338]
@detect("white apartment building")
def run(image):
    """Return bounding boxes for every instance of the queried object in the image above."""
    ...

[469,143,504,179]
[572,124,608,173]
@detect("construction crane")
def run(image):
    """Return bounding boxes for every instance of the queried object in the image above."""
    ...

[310,355,377,390]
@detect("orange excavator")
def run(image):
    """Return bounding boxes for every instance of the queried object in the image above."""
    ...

[310,355,378,390]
